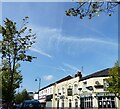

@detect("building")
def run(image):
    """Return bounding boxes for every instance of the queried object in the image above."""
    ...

[33,92,39,100]
[38,75,72,108]
[54,72,82,108]
[36,68,120,109]
[78,68,119,108]
[39,83,54,108]
[28,91,34,99]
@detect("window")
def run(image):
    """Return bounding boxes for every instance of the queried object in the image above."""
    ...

[62,87,65,94]
[74,84,78,95]
[95,81,100,85]
[48,89,49,94]
[75,99,78,108]
[69,99,72,108]
[80,98,84,108]
[67,88,72,96]
[83,81,87,91]
[98,96,115,108]
[50,88,52,93]
[58,89,60,95]
[80,97,93,108]
[69,85,72,89]
[57,99,59,109]
[103,79,108,91]
[62,100,64,109]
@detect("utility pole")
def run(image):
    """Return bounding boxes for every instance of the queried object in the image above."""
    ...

[35,77,41,100]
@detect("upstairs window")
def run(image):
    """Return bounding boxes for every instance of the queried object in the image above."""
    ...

[83,81,87,91]
[74,84,78,95]
[58,89,60,95]
[62,87,65,94]
[50,88,52,93]
[103,79,108,91]
[67,87,72,96]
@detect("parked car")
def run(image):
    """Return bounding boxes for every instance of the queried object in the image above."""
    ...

[20,100,41,109]
[15,104,21,109]
[0,99,7,109]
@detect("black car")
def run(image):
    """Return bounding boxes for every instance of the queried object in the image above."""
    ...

[20,100,41,109]
[15,104,21,109]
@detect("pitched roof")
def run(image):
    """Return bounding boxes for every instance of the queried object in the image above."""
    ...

[55,75,72,84]
[39,75,72,91]
[39,83,55,91]
[80,68,110,81]
[39,68,110,91]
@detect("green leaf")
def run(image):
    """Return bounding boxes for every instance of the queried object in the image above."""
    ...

[0,25,2,33]
[1,17,36,103]
[66,11,71,16]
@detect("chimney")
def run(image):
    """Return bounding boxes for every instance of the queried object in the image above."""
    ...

[77,71,82,80]
[74,74,77,77]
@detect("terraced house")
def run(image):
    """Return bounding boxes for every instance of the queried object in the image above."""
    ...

[34,68,120,109]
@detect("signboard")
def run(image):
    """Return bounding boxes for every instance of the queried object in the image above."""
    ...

[80,94,92,98]
[96,92,115,97]
[39,95,46,99]
[46,94,53,101]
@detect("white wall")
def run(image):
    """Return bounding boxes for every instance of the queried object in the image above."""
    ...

[33,93,38,100]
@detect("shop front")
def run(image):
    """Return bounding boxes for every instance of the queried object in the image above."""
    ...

[39,95,46,108]
[80,93,93,109]
[46,94,53,108]
[96,92,116,108]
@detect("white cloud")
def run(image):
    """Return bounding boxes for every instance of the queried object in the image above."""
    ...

[43,75,53,81]
[28,24,117,56]
[30,24,117,46]
[57,36,117,46]
[55,66,72,73]
[63,63,80,71]
[30,47,52,58]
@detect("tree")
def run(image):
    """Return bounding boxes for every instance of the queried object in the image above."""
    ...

[66,2,119,19]
[106,61,120,98]
[0,63,2,99]
[14,89,31,104]
[0,17,36,108]
[0,61,23,103]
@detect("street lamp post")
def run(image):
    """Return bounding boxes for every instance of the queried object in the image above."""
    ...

[35,77,41,100]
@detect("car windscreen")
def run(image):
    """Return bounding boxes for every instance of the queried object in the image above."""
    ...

[23,101,41,108]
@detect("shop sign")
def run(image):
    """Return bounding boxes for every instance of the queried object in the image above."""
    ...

[39,95,46,99]
[96,92,115,97]
[80,92,92,98]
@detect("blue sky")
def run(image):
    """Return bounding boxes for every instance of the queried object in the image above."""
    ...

[2,2,118,92]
